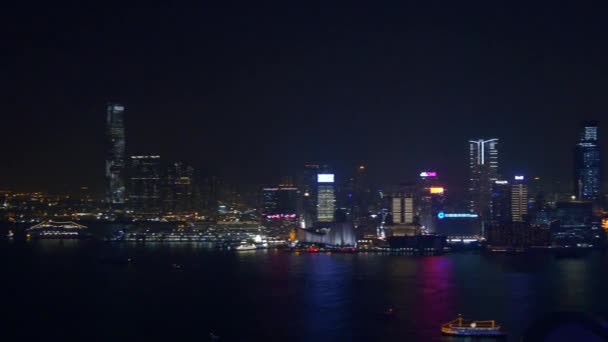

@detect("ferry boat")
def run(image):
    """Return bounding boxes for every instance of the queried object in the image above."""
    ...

[26,221,89,239]
[441,315,504,336]
[235,244,257,251]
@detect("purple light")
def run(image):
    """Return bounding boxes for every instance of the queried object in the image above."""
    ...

[420,171,437,177]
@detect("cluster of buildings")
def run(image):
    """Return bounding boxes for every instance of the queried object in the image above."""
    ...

[1,103,605,252]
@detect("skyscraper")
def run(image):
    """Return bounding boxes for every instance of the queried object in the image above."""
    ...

[511,176,528,222]
[491,180,511,223]
[129,155,162,214]
[574,121,601,202]
[164,162,198,213]
[469,139,499,218]
[317,173,336,223]
[105,103,126,209]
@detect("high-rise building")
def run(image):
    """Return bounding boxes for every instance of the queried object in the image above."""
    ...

[164,162,198,213]
[491,180,511,223]
[574,121,601,202]
[511,175,528,222]
[469,139,499,218]
[105,103,126,209]
[262,186,299,217]
[391,195,415,224]
[417,171,445,232]
[129,155,162,213]
[299,164,322,226]
[317,173,336,223]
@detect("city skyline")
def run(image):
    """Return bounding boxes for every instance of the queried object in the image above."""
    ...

[3,3,608,193]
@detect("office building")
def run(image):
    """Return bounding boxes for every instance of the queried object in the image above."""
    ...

[129,155,162,213]
[491,180,511,223]
[391,194,415,224]
[105,103,126,209]
[574,121,602,202]
[417,171,445,232]
[317,173,336,223]
[469,139,499,217]
[164,162,198,213]
[262,186,299,217]
[511,175,528,222]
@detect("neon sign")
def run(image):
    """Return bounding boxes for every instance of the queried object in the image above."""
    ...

[437,212,479,219]
[420,172,437,177]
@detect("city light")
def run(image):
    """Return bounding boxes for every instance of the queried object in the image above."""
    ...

[317,174,334,183]
[514,175,524,180]
[420,171,437,177]
[429,187,444,194]
[437,212,479,219]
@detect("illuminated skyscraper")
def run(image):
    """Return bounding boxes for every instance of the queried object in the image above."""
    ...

[574,121,601,202]
[129,155,162,213]
[105,103,126,209]
[511,176,528,222]
[317,173,336,223]
[164,162,198,213]
[469,139,499,218]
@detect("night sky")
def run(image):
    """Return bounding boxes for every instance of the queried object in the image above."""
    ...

[2,2,607,195]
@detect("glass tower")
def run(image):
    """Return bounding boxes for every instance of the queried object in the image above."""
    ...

[469,139,499,218]
[105,103,126,209]
[574,121,601,202]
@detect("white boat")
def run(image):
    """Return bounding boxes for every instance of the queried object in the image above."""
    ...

[235,244,257,251]
[441,315,504,336]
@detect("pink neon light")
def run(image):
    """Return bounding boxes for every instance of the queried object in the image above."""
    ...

[420,171,437,177]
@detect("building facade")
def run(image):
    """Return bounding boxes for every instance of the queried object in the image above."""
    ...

[317,173,336,223]
[129,155,162,214]
[164,162,198,213]
[105,103,126,209]
[469,139,499,218]
[511,176,529,222]
[574,121,601,202]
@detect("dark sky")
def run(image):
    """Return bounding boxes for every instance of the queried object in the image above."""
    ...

[2,2,607,194]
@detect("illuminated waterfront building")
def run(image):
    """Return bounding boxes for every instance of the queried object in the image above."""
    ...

[469,139,499,218]
[417,171,445,232]
[511,175,529,222]
[317,173,336,223]
[491,180,511,223]
[164,162,198,213]
[574,121,602,202]
[105,103,126,209]
[262,186,298,217]
[129,155,162,214]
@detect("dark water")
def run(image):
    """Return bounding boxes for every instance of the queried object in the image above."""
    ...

[1,240,607,341]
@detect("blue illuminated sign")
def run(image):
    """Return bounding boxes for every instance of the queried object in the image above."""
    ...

[437,212,478,219]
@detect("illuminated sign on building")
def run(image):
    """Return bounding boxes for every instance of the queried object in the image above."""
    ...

[429,187,444,194]
[317,174,335,183]
[420,171,437,177]
[602,217,608,231]
[265,214,297,219]
[437,212,479,219]
[514,175,524,180]
[495,180,509,185]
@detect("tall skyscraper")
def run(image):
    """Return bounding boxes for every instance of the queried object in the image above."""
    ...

[417,171,445,232]
[511,176,528,222]
[491,180,511,223]
[574,121,601,202]
[129,155,162,213]
[164,162,198,213]
[316,173,336,223]
[105,103,126,209]
[469,139,499,218]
